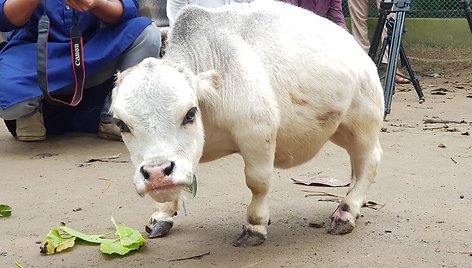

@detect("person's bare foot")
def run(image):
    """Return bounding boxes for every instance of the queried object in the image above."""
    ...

[395,71,410,84]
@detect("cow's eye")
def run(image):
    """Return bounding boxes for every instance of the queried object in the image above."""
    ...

[113,118,131,133]
[182,107,198,125]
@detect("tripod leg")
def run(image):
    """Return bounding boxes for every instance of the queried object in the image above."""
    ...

[459,0,472,34]
[376,38,389,69]
[369,11,388,60]
[383,11,406,115]
[399,45,425,103]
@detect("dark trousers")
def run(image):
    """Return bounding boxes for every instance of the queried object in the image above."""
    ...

[4,78,113,137]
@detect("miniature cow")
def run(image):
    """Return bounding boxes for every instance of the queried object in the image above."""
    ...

[111,1,384,247]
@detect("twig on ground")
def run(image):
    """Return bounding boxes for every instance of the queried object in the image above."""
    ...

[317,197,342,203]
[447,251,472,256]
[303,190,344,198]
[304,191,386,210]
[242,260,263,268]
[86,153,130,163]
[168,251,210,262]
[364,201,387,211]
[423,126,448,131]
[423,119,466,124]
[97,177,116,193]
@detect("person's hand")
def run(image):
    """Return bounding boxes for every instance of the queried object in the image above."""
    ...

[66,0,124,24]
[65,0,106,12]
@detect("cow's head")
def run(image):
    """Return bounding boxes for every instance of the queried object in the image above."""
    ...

[111,58,221,203]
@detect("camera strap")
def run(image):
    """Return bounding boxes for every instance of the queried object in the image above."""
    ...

[37,4,85,106]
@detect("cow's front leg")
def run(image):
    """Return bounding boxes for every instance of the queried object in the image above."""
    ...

[146,200,179,238]
[233,131,276,247]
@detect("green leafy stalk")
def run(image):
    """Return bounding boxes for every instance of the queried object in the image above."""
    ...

[59,226,109,244]
[41,217,145,255]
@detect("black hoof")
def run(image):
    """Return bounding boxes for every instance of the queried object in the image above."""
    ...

[328,216,355,235]
[232,226,266,247]
[145,221,173,238]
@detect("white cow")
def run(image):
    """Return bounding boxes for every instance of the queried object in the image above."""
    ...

[111,1,384,247]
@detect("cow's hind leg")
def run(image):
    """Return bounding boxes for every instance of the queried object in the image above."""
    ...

[232,129,276,247]
[328,117,383,234]
[146,200,179,238]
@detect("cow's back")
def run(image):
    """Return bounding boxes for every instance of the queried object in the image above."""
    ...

[166,2,383,167]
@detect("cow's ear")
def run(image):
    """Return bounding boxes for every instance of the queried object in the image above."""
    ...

[111,66,136,114]
[110,70,126,115]
[114,65,138,91]
[194,70,221,101]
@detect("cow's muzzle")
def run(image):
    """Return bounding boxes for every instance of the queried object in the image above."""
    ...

[140,161,176,190]
[136,161,189,202]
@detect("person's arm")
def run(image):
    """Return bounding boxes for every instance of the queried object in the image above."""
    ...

[282,0,299,6]
[326,0,348,31]
[1,0,41,29]
[66,0,126,24]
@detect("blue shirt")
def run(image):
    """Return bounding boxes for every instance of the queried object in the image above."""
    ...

[0,0,152,109]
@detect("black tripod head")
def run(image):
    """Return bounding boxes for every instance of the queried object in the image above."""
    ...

[459,0,471,8]
[379,0,394,13]
[379,0,411,13]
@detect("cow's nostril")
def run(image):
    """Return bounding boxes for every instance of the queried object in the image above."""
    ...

[140,166,150,180]
[163,161,175,176]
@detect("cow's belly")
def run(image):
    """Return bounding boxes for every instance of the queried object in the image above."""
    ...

[273,106,345,169]
[273,131,328,169]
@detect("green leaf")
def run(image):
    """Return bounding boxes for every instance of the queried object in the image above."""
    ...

[100,240,145,255]
[99,239,132,255]
[99,217,146,255]
[58,226,109,244]
[40,228,76,255]
[125,241,145,251]
[111,216,132,246]
[41,217,145,256]
[111,216,145,247]
[183,175,198,198]
[0,204,12,217]
[14,262,24,268]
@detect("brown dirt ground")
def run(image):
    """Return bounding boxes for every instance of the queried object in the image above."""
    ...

[0,45,471,268]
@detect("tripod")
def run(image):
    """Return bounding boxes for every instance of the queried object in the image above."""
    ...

[368,0,424,116]
[459,0,472,33]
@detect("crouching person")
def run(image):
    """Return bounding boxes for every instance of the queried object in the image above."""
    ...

[0,0,161,141]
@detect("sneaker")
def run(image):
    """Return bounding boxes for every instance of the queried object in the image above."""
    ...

[98,122,122,141]
[16,112,46,142]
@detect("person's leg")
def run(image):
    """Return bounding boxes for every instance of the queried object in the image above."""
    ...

[348,0,370,53]
[0,97,46,141]
[117,23,162,71]
[98,23,161,140]
[2,23,161,141]
[0,97,43,121]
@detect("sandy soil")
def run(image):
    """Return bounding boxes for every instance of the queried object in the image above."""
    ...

[0,47,471,268]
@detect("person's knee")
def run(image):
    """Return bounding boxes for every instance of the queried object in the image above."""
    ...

[0,98,42,121]
[139,23,162,57]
